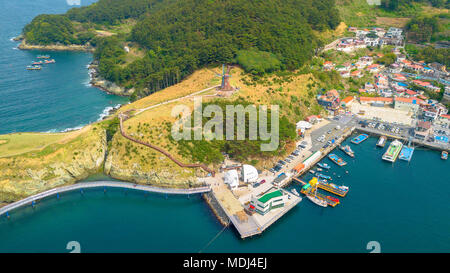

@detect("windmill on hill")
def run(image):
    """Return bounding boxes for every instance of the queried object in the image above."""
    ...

[216,64,234,92]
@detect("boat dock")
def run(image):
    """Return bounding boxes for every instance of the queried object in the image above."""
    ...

[299,186,339,207]
[208,185,302,239]
[356,125,449,152]
[317,181,348,197]
[293,177,343,206]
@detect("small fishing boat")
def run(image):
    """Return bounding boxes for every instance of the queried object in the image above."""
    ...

[442,151,448,160]
[316,168,323,172]
[309,170,315,174]
[351,134,369,144]
[291,188,300,197]
[32,61,43,65]
[326,196,340,204]
[376,136,387,147]
[37,55,50,59]
[328,153,347,166]
[307,195,328,207]
[339,144,355,158]
[44,59,55,64]
[316,173,332,180]
[26,65,41,70]
[317,162,331,169]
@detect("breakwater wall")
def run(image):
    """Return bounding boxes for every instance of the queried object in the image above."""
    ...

[0,181,211,217]
[203,192,230,227]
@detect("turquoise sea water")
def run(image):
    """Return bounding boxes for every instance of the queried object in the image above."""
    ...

[0,0,127,134]
[1,136,449,253]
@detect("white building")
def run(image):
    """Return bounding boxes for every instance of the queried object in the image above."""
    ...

[224,169,239,189]
[241,164,258,183]
[250,190,287,215]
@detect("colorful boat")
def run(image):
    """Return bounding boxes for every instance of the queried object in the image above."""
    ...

[44,59,55,64]
[339,145,355,158]
[326,196,340,204]
[442,151,448,160]
[376,136,387,147]
[328,153,347,166]
[26,65,41,70]
[316,173,332,180]
[32,61,43,65]
[37,55,50,59]
[382,140,403,162]
[317,162,331,169]
[351,134,369,144]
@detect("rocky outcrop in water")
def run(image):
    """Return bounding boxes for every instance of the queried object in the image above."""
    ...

[18,39,94,52]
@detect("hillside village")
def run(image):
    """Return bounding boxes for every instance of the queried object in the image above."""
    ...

[317,25,449,145]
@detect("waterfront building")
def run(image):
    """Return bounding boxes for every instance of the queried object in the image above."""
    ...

[241,164,258,183]
[414,121,432,140]
[251,190,287,215]
[224,169,239,189]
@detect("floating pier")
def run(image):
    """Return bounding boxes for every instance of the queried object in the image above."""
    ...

[317,181,349,197]
[399,146,414,162]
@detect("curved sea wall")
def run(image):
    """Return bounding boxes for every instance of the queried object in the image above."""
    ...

[0,181,211,216]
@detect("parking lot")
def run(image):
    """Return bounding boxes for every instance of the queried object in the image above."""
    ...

[350,102,414,126]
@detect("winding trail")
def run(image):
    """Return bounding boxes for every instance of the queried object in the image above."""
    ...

[0,181,211,216]
[119,113,216,176]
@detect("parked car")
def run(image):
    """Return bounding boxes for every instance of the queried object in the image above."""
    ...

[260,179,266,184]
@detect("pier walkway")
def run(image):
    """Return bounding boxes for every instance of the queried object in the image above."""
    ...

[0,181,211,216]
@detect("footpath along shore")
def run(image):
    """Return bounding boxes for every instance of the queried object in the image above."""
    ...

[0,181,211,217]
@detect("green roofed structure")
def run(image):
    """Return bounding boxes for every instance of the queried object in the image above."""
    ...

[251,189,287,215]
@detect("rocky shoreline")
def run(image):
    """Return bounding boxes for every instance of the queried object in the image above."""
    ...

[18,39,95,52]
[88,62,135,97]
[16,38,134,97]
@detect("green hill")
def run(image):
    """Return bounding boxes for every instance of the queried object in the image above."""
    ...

[23,0,340,99]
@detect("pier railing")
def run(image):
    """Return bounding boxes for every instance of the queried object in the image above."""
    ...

[0,181,211,216]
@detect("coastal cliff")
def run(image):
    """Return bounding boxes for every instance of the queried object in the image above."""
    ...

[0,126,107,203]
[18,39,94,52]
[88,63,135,97]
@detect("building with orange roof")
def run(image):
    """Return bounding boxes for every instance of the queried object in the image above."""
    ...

[394,97,422,112]
[359,96,394,106]
[341,96,354,108]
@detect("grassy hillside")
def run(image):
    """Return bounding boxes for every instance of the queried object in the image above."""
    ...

[0,125,107,202]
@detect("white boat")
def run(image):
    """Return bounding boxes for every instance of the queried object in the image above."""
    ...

[317,168,323,172]
[377,136,387,147]
[291,188,300,197]
[382,140,403,162]
[307,195,328,207]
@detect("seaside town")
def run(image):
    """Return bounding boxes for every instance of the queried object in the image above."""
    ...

[1,17,449,249]
[196,26,450,239]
